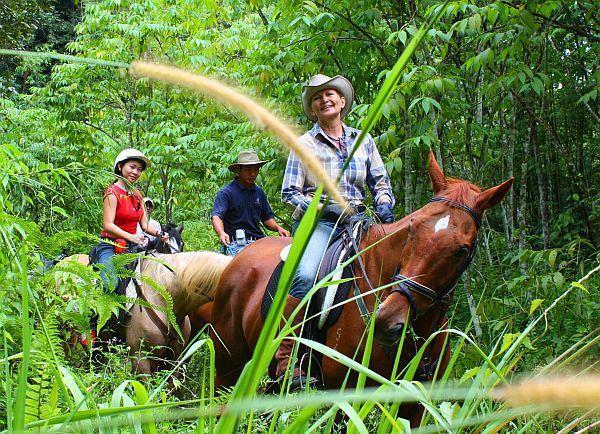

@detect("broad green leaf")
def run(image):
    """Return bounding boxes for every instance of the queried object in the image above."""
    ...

[529,299,544,316]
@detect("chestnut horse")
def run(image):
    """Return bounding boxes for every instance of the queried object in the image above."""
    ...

[192,152,512,417]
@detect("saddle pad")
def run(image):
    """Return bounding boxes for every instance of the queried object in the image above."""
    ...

[260,243,353,335]
[280,244,291,262]
[260,260,285,322]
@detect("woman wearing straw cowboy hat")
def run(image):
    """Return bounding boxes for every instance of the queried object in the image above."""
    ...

[279,74,395,388]
[211,150,290,256]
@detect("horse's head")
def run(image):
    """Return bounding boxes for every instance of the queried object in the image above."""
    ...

[156,223,185,254]
[374,152,513,346]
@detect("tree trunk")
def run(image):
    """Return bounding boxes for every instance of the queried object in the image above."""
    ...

[503,95,516,245]
[530,110,550,249]
[404,111,413,215]
[414,146,429,204]
[159,167,172,224]
[430,109,443,172]
[517,111,530,269]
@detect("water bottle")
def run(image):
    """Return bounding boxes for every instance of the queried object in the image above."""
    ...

[235,229,246,247]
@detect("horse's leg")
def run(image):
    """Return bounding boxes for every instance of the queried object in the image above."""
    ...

[132,357,153,376]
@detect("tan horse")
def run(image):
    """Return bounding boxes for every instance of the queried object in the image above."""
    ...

[56,251,231,375]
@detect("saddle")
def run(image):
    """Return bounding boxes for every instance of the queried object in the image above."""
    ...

[260,217,373,343]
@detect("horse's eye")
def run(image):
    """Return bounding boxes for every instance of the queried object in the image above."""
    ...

[454,247,469,258]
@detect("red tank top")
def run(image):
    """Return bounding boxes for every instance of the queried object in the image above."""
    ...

[101,184,144,238]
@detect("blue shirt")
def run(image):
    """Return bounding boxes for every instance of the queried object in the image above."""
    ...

[282,123,395,220]
[212,179,275,240]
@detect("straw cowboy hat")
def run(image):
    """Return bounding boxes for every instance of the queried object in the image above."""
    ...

[301,74,355,122]
[228,150,268,173]
[113,148,151,174]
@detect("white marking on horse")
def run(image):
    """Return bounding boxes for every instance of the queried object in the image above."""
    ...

[168,236,180,253]
[434,215,450,233]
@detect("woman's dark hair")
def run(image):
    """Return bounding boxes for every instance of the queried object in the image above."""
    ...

[115,158,147,176]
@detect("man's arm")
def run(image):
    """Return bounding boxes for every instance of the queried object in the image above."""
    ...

[263,218,290,237]
[211,189,231,246]
[258,188,290,237]
[211,215,231,246]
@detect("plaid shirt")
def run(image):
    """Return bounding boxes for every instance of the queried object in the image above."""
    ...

[282,123,395,220]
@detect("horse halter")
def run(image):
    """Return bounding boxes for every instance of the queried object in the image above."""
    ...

[389,196,481,321]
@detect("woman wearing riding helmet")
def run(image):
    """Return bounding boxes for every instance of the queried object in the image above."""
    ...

[83,149,170,346]
[95,148,168,295]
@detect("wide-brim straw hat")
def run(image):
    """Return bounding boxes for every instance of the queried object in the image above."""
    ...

[302,74,355,122]
[228,150,268,173]
[143,197,155,207]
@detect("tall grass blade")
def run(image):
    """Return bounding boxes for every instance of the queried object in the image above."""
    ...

[216,187,324,432]
[12,248,31,431]
[131,381,157,434]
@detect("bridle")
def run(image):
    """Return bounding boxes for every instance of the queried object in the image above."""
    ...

[156,232,183,254]
[388,196,481,322]
[165,235,183,253]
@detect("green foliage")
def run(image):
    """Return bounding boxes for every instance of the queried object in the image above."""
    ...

[0,0,598,432]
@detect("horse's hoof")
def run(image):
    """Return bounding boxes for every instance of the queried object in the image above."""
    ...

[268,374,319,394]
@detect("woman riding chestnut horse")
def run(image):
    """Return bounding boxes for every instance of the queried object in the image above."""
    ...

[189,74,513,425]
[280,73,395,388]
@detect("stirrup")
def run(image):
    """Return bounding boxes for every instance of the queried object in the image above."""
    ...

[270,372,318,393]
[289,373,318,392]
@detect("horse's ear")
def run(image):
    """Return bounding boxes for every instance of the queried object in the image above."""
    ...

[161,224,166,232]
[428,150,445,194]
[475,178,514,213]
[177,223,184,233]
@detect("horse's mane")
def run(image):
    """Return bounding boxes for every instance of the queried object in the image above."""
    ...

[141,251,232,308]
[438,178,481,208]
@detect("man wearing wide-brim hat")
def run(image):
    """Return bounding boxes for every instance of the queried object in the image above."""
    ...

[212,150,290,256]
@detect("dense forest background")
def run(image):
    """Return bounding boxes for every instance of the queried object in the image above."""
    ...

[0,0,598,431]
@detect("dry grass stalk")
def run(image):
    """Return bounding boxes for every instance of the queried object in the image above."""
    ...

[129,61,347,209]
[493,375,600,411]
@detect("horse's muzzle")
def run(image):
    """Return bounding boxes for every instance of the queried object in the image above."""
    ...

[374,295,409,346]
[374,318,405,346]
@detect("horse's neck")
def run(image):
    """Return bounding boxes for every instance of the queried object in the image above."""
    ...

[140,255,188,318]
[359,218,410,289]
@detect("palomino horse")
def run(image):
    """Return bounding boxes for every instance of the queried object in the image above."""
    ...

[191,152,512,419]
[56,224,231,375]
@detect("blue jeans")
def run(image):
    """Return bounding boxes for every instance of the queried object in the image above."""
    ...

[95,242,118,293]
[221,239,256,256]
[289,220,343,299]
